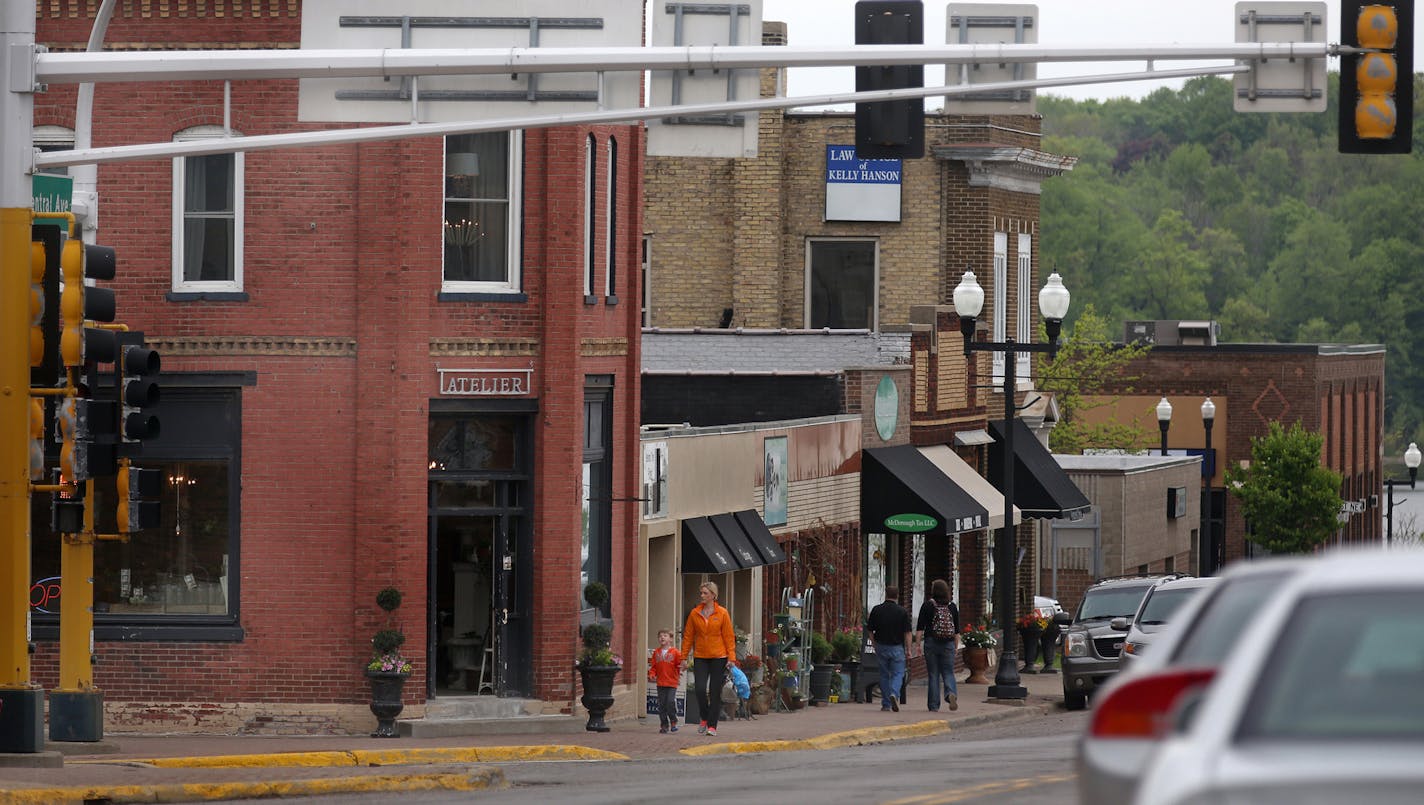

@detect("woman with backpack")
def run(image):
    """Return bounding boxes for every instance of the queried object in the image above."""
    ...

[914,578,960,712]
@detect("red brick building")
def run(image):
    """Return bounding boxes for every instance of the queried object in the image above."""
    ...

[32,2,644,730]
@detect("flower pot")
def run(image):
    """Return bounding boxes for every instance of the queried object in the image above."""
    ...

[839,659,862,703]
[365,669,410,738]
[1018,627,1042,673]
[1038,627,1060,674]
[749,685,773,715]
[809,664,835,704]
[962,647,992,685]
[579,664,620,733]
[765,642,781,659]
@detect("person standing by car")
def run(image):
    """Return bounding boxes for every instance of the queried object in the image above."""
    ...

[915,578,960,712]
[681,581,736,736]
[868,585,912,712]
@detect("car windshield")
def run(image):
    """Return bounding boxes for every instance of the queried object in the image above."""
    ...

[1077,585,1153,621]
[1170,571,1292,666]
[1239,589,1424,740]
[1136,587,1198,626]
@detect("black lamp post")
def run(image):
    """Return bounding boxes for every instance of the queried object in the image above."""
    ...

[1156,397,1173,457]
[1385,442,1422,545]
[1200,397,1216,575]
[954,268,1069,701]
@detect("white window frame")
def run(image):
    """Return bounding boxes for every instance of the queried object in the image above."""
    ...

[605,137,618,298]
[992,231,1008,386]
[172,125,244,293]
[641,236,652,327]
[804,237,880,331]
[441,131,523,294]
[1017,233,1033,383]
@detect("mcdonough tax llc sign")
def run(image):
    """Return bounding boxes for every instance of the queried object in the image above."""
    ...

[824,145,902,223]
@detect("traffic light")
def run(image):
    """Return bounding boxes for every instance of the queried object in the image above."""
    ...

[59,236,118,369]
[50,485,85,534]
[29,398,45,482]
[116,331,160,443]
[855,1,924,159]
[116,463,162,533]
[1339,1,1414,154]
[54,396,116,483]
[30,225,61,387]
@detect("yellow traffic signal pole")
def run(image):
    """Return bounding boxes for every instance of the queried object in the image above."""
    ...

[49,477,101,741]
[0,0,46,755]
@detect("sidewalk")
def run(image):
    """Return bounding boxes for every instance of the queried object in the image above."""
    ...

[0,671,1063,804]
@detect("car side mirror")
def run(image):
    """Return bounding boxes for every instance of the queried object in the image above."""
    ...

[1053,611,1071,626]
[1109,617,1129,632]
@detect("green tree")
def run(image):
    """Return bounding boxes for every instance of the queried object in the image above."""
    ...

[1225,421,1343,554]
[1038,305,1153,453]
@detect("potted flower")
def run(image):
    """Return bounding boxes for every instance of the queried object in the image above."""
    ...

[741,653,763,684]
[365,586,413,738]
[764,630,782,659]
[960,622,997,685]
[575,581,622,733]
[1016,612,1047,673]
[830,627,863,702]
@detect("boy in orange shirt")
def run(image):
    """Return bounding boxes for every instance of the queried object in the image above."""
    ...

[648,628,684,733]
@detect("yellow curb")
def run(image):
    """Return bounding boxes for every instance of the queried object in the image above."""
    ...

[0,766,504,805]
[73,744,627,769]
[679,720,950,756]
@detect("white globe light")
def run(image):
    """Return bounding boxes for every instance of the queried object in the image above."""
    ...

[953,270,985,319]
[1038,272,1070,321]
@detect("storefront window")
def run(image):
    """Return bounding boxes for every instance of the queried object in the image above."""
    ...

[31,386,241,628]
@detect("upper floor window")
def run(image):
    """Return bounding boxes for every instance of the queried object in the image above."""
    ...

[605,137,618,298]
[33,125,75,175]
[806,238,877,330]
[445,132,521,293]
[584,134,596,298]
[172,126,243,292]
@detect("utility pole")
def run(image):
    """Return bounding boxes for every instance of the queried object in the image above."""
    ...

[0,0,46,755]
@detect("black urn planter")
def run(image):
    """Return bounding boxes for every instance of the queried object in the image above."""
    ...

[838,659,862,703]
[809,664,835,704]
[1038,625,1061,673]
[579,664,620,732]
[1018,627,1043,673]
[365,670,410,738]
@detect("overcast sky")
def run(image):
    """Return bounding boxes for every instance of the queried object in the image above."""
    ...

[760,1,1418,103]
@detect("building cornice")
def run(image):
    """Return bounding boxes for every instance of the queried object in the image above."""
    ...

[933,145,1077,194]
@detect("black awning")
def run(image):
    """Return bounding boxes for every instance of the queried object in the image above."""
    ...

[861,444,988,536]
[682,516,744,574]
[733,509,788,565]
[988,419,1092,518]
[709,513,764,568]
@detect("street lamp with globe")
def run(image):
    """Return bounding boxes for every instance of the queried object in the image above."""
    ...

[953,268,1069,700]
[1385,442,1422,545]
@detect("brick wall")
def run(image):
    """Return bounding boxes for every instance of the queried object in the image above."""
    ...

[33,6,646,725]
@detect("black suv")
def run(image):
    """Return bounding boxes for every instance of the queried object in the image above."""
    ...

[1056,574,1184,710]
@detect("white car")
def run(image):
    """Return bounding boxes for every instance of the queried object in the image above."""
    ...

[1096,549,1424,805]
[1116,576,1218,673]
[1077,557,1309,804]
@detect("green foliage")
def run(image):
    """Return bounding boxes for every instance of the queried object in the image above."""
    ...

[1225,421,1343,554]
[1039,77,1424,446]
[829,628,861,662]
[371,628,405,655]
[583,581,609,610]
[810,632,833,665]
[1038,304,1153,453]
[375,586,402,613]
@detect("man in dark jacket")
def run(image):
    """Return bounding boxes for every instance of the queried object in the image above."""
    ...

[867,586,912,711]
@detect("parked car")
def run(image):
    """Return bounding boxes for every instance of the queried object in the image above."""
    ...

[1077,558,1306,804]
[1057,574,1182,710]
[1032,595,1063,619]
[1117,576,1218,673]
[1103,551,1424,805]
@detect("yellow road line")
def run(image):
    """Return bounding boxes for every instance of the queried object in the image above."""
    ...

[880,772,1077,804]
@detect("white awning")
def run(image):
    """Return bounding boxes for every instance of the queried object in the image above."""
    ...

[917,445,1022,530]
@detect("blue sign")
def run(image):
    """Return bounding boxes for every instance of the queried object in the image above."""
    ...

[825,146,903,184]
[825,146,903,222]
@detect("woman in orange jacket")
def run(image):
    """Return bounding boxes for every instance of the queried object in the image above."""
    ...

[681,581,736,736]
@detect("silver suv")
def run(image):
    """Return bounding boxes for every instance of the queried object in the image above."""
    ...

[1056,574,1182,710]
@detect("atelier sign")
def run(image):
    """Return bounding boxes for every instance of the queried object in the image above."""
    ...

[438,368,532,397]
